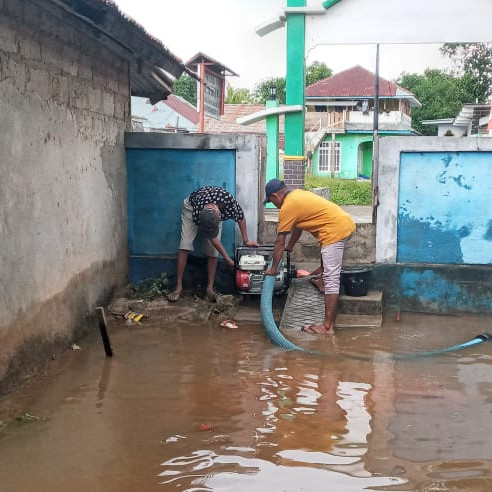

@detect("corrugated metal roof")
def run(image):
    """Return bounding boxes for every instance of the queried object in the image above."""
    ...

[131,96,198,131]
[55,0,189,103]
[186,52,239,77]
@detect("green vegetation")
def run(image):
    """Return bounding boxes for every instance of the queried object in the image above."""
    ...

[174,62,333,107]
[441,42,492,102]
[225,84,252,104]
[306,61,332,87]
[172,74,197,106]
[396,43,492,136]
[396,69,475,136]
[304,176,372,205]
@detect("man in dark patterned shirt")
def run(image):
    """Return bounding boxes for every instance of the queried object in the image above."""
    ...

[167,186,259,301]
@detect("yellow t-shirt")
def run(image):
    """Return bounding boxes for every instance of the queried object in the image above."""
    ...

[278,189,356,247]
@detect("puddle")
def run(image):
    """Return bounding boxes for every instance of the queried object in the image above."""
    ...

[0,307,491,491]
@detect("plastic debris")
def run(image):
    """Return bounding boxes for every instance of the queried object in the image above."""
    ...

[198,423,213,431]
[220,320,238,329]
[15,412,42,423]
[161,434,187,444]
[124,311,144,324]
[71,344,81,350]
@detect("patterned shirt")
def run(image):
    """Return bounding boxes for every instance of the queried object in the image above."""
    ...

[188,186,244,225]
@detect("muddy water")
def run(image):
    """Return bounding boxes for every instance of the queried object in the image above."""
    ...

[0,307,491,492]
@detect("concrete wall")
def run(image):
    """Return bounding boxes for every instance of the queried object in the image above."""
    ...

[262,213,375,267]
[375,137,492,313]
[0,2,130,392]
[377,137,492,264]
[125,132,263,289]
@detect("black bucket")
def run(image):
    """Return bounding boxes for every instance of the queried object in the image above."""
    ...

[340,266,372,297]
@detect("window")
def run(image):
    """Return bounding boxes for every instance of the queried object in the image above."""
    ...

[318,141,340,173]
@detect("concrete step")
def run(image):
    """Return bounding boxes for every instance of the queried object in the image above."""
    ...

[335,314,382,329]
[338,290,382,316]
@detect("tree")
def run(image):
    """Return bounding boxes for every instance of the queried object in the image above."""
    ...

[225,84,252,104]
[396,69,475,135]
[251,77,286,104]
[306,61,332,86]
[251,62,332,104]
[440,43,492,103]
[172,73,197,106]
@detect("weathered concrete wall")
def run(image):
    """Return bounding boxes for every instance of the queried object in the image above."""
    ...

[377,137,492,264]
[125,132,263,289]
[0,2,130,393]
[375,137,492,313]
[262,210,375,267]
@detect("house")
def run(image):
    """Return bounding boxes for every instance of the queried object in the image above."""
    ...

[0,0,187,393]
[205,104,284,142]
[131,95,199,132]
[305,66,421,179]
[205,104,286,167]
[421,103,492,137]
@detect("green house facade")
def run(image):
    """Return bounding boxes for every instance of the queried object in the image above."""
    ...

[312,130,414,179]
[305,66,421,179]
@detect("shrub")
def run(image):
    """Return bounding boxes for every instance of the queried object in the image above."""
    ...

[304,176,372,205]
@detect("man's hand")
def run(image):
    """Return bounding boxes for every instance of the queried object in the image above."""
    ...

[226,257,235,268]
[264,267,278,276]
[243,240,259,247]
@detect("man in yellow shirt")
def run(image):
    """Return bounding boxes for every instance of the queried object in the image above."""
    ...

[264,179,355,334]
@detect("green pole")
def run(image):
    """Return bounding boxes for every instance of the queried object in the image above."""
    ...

[265,97,279,208]
[322,0,343,9]
[285,0,306,157]
[265,99,279,180]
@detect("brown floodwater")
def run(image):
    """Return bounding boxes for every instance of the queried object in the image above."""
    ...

[0,304,491,492]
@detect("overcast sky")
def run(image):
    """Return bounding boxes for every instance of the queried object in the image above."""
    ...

[113,0,452,89]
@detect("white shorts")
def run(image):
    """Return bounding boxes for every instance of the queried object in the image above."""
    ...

[320,239,347,294]
[178,198,222,257]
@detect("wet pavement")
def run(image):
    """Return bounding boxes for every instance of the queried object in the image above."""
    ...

[0,297,491,492]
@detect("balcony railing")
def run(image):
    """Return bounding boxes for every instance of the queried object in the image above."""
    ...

[305,109,412,130]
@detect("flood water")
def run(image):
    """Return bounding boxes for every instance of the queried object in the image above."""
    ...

[0,305,491,492]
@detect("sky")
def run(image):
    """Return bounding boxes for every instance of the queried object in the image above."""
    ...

[113,0,453,90]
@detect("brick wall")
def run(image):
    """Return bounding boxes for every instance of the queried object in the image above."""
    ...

[0,0,131,393]
[283,158,305,190]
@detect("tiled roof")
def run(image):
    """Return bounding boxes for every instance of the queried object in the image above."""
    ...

[306,65,401,98]
[164,95,199,125]
[204,104,286,134]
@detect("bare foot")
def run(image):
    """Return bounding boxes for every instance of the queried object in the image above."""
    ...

[301,324,333,335]
[167,291,181,302]
[206,290,218,301]
[309,276,324,294]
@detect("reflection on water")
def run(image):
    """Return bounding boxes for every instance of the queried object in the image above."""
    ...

[159,449,405,491]
[0,313,491,491]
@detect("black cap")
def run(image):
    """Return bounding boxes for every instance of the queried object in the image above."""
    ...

[198,208,220,238]
[263,179,286,204]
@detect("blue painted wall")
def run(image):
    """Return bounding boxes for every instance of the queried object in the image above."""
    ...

[397,151,492,265]
[127,148,236,282]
